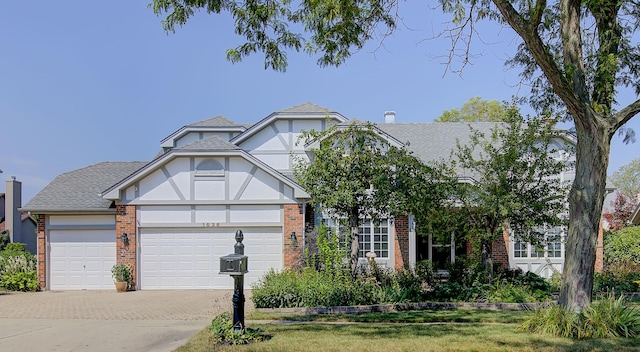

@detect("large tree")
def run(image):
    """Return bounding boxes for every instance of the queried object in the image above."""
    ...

[294,122,443,275]
[151,0,640,312]
[451,106,568,276]
[436,97,508,122]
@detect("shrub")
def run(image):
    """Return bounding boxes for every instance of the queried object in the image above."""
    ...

[209,312,271,345]
[594,270,640,293]
[519,295,640,339]
[579,295,640,339]
[604,227,640,272]
[518,305,578,338]
[252,268,378,308]
[251,264,428,308]
[487,282,543,303]
[0,243,38,292]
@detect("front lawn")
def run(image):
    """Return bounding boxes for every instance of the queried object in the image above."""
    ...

[175,310,640,352]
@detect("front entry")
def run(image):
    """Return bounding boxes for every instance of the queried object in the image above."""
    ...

[416,231,466,272]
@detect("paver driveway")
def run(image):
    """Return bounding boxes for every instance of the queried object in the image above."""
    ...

[0,290,253,351]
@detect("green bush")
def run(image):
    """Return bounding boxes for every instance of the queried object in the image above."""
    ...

[594,270,640,293]
[251,264,428,308]
[209,312,271,345]
[519,295,640,339]
[251,268,381,308]
[604,227,640,272]
[0,243,38,292]
[487,282,544,303]
[518,304,578,338]
[579,294,640,339]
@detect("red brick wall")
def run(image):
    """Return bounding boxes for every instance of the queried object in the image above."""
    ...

[116,205,137,288]
[491,228,510,270]
[394,216,410,269]
[36,214,46,289]
[283,204,303,268]
[595,219,604,272]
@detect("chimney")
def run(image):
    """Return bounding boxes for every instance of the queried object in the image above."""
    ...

[384,111,396,124]
[5,178,22,244]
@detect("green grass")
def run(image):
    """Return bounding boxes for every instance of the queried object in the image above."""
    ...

[176,310,640,352]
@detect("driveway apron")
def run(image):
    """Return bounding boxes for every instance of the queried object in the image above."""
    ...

[0,290,252,352]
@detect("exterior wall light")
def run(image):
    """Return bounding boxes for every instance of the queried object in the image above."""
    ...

[290,231,298,247]
[121,233,129,245]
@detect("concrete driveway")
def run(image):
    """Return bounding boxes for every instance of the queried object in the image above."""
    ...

[0,290,253,352]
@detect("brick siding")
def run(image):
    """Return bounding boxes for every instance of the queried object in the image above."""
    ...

[595,220,604,272]
[116,205,137,289]
[491,228,510,270]
[36,214,46,289]
[283,204,303,268]
[394,216,410,269]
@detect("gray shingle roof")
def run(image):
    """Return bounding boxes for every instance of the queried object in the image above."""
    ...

[278,102,335,114]
[188,116,243,128]
[376,122,500,164]
[22,161,148,212]
[175,136,240,151]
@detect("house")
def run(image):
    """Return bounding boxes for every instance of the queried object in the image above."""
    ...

[1,177,37,254]
[23,103,578,290]
[632,203,640,226]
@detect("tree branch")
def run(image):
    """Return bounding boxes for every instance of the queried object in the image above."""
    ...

[612,99,640,132]
[492,0,583,118]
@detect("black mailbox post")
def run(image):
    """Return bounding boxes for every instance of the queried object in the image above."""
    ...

[219,230,248,330]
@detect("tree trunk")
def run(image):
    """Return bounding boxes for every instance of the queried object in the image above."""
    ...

[559,117,611,313]
[481,237,493,282]
[349,211,360,277]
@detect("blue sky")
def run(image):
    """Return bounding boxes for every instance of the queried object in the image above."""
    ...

[2,1,639,203]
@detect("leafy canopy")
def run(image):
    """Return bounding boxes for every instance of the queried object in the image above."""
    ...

[294,121,451,274]
[610,157,640,201]
[450,105,569,261]
[436,97,509,122]
[150,0,396,71]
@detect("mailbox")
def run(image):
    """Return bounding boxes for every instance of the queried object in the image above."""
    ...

[219,253,248,276]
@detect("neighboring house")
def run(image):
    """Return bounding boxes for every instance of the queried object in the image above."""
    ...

[23,102,579,290]
[1,178,38,254]
[632,202,640,226]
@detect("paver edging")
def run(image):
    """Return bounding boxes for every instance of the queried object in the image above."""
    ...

[256,301,556,315]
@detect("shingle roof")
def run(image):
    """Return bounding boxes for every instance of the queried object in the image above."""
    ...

[187,116,244,128]
[22,161,148,212]
[278,102,335,114]
[175,136,241,151]
[376,122,500,164]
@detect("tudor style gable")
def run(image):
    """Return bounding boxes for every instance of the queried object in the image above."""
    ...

[231,102,348,173]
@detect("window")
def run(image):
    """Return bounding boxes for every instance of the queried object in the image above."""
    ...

[322,217,390,259]
[530,244,545,258]
[359,219,389,258]
[514,227,564,259]
[546,229,563,258]
[547,240,562,258]
[195,159,224,177]
[513,240,528,258]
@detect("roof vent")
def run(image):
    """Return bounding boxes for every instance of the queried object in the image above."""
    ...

[384,111,396,124]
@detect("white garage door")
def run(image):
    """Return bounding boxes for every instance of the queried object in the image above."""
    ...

[140,228,283,289]
[49,230,116,290]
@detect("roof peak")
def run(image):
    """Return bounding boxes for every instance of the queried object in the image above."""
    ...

[277,102,335,114]
[187,115,244,128]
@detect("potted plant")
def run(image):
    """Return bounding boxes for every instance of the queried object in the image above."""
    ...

[111,263,132,292]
